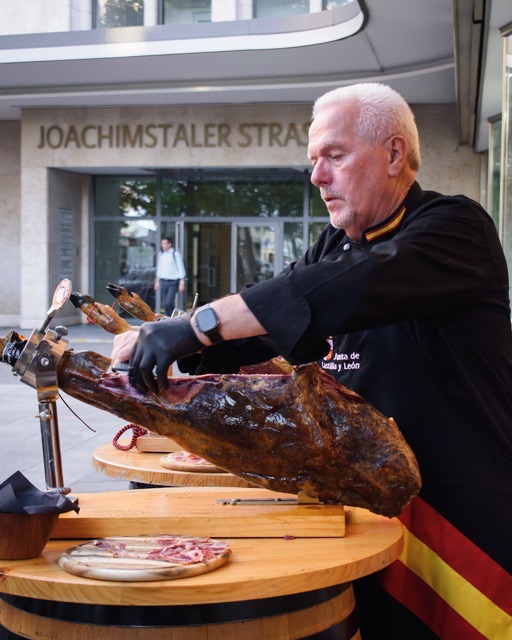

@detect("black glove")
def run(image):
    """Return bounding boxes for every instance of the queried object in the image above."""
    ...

[129,315,203,393]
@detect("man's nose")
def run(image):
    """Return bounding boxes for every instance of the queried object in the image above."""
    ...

[310,159,331,186]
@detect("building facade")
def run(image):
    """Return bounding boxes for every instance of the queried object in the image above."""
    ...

[0,1,511,328]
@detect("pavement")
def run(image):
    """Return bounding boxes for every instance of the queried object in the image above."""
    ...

[0,322,131,494]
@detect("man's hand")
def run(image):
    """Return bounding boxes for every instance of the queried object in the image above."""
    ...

[129,316,203,393]
[111,328,139,368]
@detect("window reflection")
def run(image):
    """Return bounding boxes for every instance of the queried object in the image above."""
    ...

[95,177,156,217]
[309,221,328,246]
[500,31,512,277]
[163,0,211,24]
[324,0,353,9]
[236,226,275,290]
[283,222,304,268]
[95,219,157,308]
[310,183,328,217]
[92,0,361,31]
[254,0,308,19]
[93,170,329,304]
[162,172,304,217]
[487,117,501,229]
[95,0,144,28]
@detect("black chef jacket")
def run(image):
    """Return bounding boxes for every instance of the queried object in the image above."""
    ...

[239,181,512,639]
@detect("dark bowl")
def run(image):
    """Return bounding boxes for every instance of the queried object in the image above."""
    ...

[0,512,59,560]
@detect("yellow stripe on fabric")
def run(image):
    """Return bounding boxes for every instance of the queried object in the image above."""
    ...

[399,528,511,639]
[365,206,406,241]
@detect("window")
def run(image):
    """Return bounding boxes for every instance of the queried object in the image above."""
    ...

[95,177,156,217]
[95,219,157,307]
[163,0,211,24]
[310,182,329,217]
[94,0,144,28]
[93,170,328,305]
[487,116,502,230]
[254,0,308,19]
[161,170,304,217]
[500,27,512,274]
[323,0,353,9]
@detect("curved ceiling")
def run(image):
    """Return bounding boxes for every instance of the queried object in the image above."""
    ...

[0,0,509,153]
[0,0,455,117]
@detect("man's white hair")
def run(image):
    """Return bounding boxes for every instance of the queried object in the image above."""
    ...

[312,83,421,171]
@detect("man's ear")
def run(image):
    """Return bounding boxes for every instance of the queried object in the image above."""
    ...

[386,135,408,176]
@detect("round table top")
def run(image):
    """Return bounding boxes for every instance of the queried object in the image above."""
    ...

[92,441,255,488]
[0,488,403,607]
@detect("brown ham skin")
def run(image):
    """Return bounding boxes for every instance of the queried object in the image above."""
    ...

[106,283,164,322]
[56,348,421,517]
[69,293,134,335]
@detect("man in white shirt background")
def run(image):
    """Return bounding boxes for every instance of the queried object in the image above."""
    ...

[154,237,186,316]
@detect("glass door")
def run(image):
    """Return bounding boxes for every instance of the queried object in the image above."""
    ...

[95,218,157,308]
[233,223,279,291]
[180,222,279,308]
[184,222,232,308]
[157,220,186,313]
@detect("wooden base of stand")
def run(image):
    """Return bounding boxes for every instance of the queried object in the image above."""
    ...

[0,584,361,640]
[92,442,255,489]
[0,489,403,640]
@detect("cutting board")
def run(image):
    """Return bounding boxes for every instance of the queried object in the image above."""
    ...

[58,535,232,582]
[136,433,183,452]
[52,487,345,539]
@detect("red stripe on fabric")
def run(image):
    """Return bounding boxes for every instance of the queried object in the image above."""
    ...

[398,497,512,614]
[381,559,488,640]
[364,206,406,241]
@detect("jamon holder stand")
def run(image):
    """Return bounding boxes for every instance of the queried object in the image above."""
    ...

[6,279,73,495]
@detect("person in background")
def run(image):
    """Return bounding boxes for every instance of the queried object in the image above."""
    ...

[154,237,186,316]
[112,83,512,639]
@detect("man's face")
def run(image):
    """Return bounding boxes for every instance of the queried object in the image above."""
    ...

[161,239,172,251]
[307,103,392,239]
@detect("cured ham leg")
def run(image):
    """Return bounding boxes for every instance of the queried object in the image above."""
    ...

[69,293,134,335]
[106,283,164,322]
[38,346,420,517]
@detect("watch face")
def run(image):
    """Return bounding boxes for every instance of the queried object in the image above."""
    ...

[197,307,219,332]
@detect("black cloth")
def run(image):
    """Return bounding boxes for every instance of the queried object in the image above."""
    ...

[233,182,512,637]
[177,338,280,375]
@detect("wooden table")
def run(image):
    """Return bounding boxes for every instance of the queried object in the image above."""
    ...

[0,487,403,640]
[92,441,256,489]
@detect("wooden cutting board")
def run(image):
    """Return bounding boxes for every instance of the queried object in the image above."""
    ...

[59,535,232,582]
[136,433,183,452]
[52,487,345,539]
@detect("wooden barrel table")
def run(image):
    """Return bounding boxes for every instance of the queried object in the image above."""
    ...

[92,441,256,489]
[0,487,404,640]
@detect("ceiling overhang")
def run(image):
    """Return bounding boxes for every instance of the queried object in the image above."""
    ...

[0,3,365,61]
[0,0,464,146]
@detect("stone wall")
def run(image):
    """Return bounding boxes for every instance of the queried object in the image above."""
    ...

[413,104,481,201]
[0,121,21,322]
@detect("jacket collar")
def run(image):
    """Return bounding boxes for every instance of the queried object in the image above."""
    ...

[362,182,422,244]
